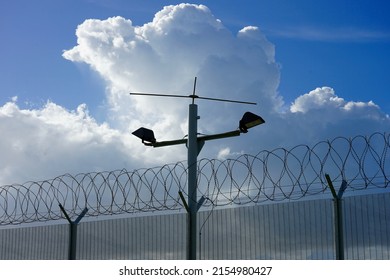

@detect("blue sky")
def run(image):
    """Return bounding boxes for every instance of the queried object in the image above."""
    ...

[1,0,389,112]
[1,0,390,185]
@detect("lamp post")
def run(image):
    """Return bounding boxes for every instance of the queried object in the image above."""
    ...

[131,78,265,259]
[187,102,199,260]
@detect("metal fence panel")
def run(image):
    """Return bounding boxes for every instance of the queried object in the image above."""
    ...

[1,192,390,259]
[343,192,390,259]
[198,199,334,259]
[76,213,187,259]
[0,224,68,259]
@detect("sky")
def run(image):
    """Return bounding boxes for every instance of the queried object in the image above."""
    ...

[1,0,390,186]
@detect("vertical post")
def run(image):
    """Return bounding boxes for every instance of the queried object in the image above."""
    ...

[69,223,78,260]
[334,196,344,260]
[325,174,347,260]
[59,204,88,260]
[187,103,198,260]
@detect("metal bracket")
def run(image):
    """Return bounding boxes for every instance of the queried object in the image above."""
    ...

[178,191,190,213]
[58,204,88,260]
[325,174,348,199]
[178,192,206,213]
[196,196,206,212]
[59,204,88,225]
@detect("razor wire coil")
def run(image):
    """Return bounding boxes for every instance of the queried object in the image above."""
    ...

[0,131,389,225]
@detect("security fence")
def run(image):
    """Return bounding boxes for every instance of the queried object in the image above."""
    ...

[0,132,389,259]
[1,191,389,260]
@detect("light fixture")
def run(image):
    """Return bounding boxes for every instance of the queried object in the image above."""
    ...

[239,112,265,133]
[132,127,156,145]
[132,111,264,146]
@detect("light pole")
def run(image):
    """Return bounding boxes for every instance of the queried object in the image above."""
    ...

[131,78,265,259]
[187,102,198,260]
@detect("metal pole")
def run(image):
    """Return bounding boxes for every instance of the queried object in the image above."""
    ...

[325,174,346,260]
[333,197,344,260]
[187,103,198,260]
[69,223,77,260]
[59,204,88,260]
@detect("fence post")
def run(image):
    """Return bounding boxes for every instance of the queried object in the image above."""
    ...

[179,191,206,260]
[59,204,88,260]
[325,174,348,260]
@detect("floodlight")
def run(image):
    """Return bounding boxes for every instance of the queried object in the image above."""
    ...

[239,112,265,133]
[132,127,156,144]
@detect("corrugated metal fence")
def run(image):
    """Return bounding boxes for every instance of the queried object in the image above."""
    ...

[1,192,389,260]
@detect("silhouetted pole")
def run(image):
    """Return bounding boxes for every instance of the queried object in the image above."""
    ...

[59,204,88,260]
[187,102,199,260]
[325,174,347,260]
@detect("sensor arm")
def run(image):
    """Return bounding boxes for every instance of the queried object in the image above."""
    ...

[148,129,241,148]
[152,139,187,147]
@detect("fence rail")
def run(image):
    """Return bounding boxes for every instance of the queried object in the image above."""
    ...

[0,132,389,225]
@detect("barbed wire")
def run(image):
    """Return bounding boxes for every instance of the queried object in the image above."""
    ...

[0,131,389,225]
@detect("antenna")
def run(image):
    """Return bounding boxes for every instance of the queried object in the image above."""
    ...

[191,76,197,104]
[130,77,257,105]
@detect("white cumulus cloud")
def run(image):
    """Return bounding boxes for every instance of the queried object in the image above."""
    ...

[63,4,282,129]
[290,87,345,113]
[278,87,389,146]
[0,100,135,184]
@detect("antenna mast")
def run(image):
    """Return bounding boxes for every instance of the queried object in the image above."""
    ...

[130,76,257,105]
